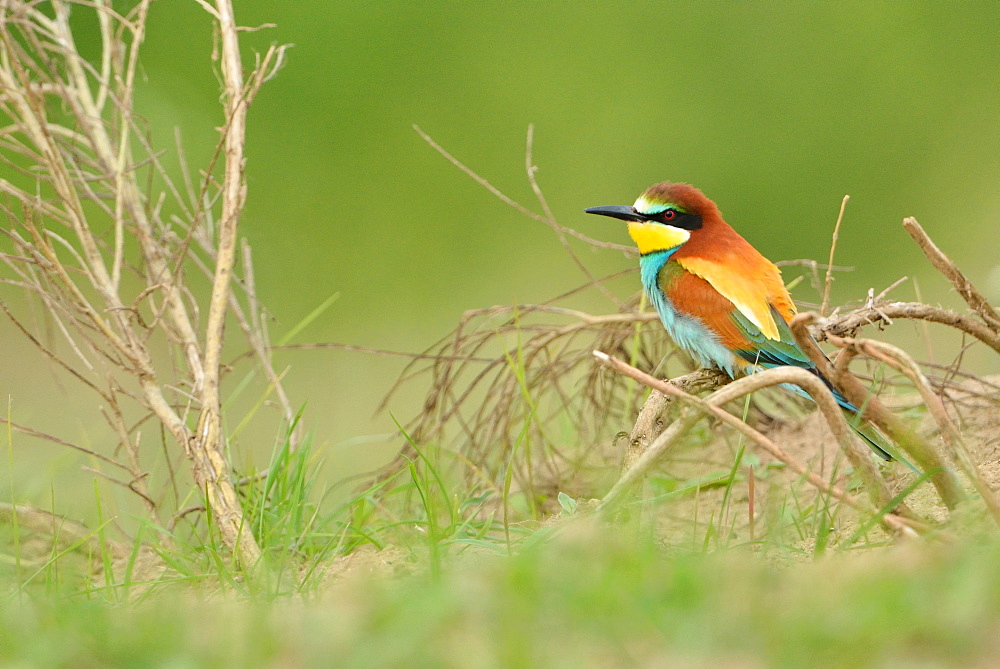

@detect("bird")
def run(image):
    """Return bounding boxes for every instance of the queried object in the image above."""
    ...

[585,181,894,461]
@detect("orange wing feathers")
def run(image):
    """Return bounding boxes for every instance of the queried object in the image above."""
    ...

[666,270,754,353]
[673,207,795,340]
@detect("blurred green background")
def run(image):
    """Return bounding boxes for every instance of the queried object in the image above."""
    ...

[2,1,998,508]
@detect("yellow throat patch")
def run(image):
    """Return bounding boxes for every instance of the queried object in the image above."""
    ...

[627,221,691,255]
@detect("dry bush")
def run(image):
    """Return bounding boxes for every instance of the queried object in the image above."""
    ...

[0,0,288,567]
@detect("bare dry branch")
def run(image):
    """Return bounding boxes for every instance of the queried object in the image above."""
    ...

[190,0,262,568]
[621,368,729,472]
[823,301,1000,355]
[903,217,1000,330]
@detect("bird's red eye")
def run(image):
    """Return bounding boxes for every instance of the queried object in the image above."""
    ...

[662,209,676,220]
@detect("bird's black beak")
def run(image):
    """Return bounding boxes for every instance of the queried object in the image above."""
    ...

[584,205,648,222]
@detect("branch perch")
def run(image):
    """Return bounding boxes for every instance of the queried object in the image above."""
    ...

[622,368,729,472]
[594,352,920,535]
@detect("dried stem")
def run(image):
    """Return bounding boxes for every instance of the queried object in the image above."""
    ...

[821,195,849,316]
[190,0,262,568]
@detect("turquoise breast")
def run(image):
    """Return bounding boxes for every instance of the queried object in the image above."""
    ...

[639,251,742,377]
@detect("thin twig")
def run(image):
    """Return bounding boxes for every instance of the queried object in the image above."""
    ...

[821,195,849,316]
[0,416,129,471]
[524,124,625,307]
[413,124,632,254]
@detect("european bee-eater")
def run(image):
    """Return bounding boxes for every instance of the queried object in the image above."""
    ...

[586,181,893,460]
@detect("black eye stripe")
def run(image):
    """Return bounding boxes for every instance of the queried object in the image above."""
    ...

[657,210,702,231]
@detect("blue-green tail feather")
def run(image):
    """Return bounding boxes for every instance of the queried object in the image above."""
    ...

[775,369,919,472]
[729,307,917,468]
